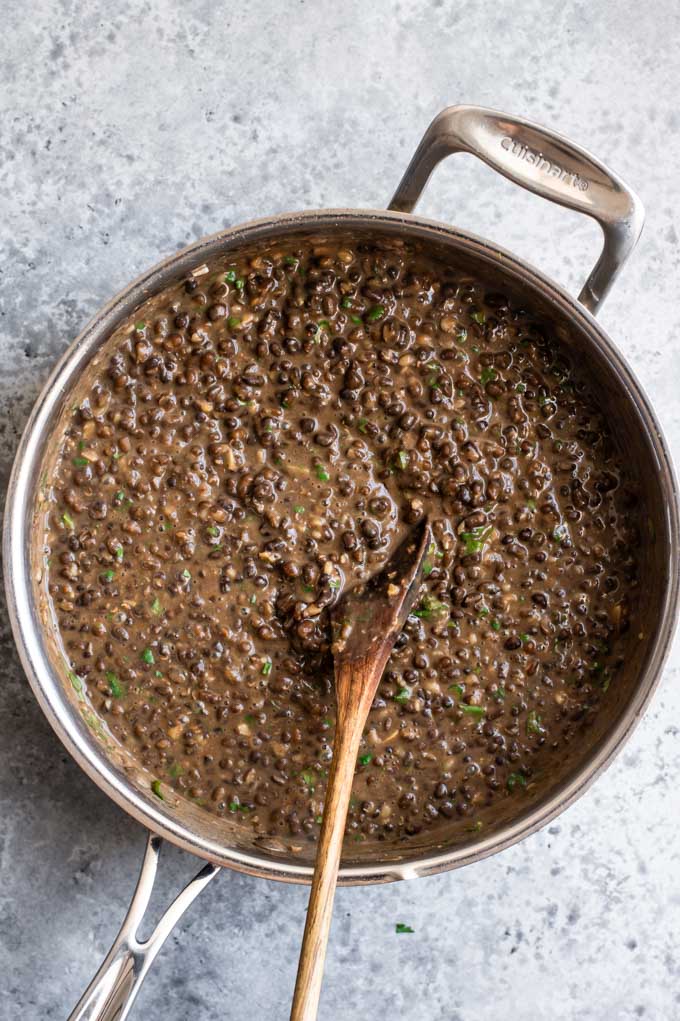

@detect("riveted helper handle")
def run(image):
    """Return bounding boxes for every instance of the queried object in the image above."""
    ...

[68,834,220,1021]
[389,105,645,315]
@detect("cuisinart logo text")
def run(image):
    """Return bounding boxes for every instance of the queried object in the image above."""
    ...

[500,137,589,191]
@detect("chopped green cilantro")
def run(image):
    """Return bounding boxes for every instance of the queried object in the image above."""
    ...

[141,648,155,665]
[262,660,272,676]
[460,525,493,555]
[395,923,414,934]
[106,671,124,698]
[151,779,164,800]
[526,710,544,735]
[413,595,448,619]
[394,686,412,704]
[358,753,372,766]
[301,770,316,792]
[315,465,330,482]
[367,305,385,321]
[459,704,485,717]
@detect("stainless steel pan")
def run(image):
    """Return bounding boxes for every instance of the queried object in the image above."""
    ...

[4,106,678,1021]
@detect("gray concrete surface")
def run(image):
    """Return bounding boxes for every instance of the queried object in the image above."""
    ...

[1,1,679,1018]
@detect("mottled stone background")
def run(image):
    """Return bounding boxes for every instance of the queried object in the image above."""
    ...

[1,2,679,1019]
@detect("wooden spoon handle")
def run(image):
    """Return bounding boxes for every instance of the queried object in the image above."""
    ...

[290,717,364,1021]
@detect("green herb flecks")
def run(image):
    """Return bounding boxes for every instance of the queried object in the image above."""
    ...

[395,923,415,934]
[413,595,448,620]
[151,779,164,800]
[141,648,155,665]
[471,310,486,325]
[395,450,409,471]
[458,704,485,718]
[227,315,241,329]
[480,367,497,386]
[394,686,412,704]
[314,320,331,343]
[526,710,544,735]
[151,597,163,616]
[315,465,330,482]
[62,511,75,529]
[358,753,372,766]
[106,671,124,698]
[229,801,250,813]
[101,569,115,583]
[262,659,272,676]
[507,772,528,792]
[460,525,493,556]
[367,305,385,322]
[301,770,316,793]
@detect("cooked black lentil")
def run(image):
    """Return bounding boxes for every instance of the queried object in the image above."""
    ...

[43,237,639,847]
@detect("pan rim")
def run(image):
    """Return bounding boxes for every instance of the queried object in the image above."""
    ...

[5,206,679,885]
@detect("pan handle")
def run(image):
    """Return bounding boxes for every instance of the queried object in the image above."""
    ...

[67,833,220,1021]
[388,104,644,316]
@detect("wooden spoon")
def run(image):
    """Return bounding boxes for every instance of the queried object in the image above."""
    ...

[290,517,432,1021]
